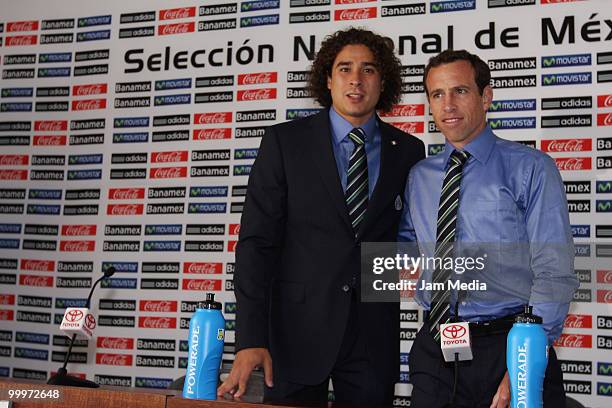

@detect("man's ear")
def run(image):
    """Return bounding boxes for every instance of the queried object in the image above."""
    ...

[327,75,331,90]
[482,85,493,111]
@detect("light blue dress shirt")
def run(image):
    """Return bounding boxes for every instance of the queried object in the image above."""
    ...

[398,126,578,343]
[329,107,381,197]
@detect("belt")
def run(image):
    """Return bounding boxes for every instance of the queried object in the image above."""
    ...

[424,311,517,337]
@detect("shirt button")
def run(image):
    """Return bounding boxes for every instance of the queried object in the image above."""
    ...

[462,301,467,306]
[342,284,350,292]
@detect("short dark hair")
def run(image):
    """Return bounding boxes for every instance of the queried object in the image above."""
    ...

[308,27,402,113]
[423,49,491,95]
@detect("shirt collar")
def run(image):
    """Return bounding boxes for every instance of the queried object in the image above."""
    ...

[441,125,496,166]
[329,106,378,146]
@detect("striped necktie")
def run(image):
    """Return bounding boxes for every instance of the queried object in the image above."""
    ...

[345,128,368,234]
[429,149,470,341]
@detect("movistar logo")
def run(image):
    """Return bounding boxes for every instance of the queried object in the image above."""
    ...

[598,382,612,396]
[599,362,612,376]
[597,200,612,212]
[597,181,612,193]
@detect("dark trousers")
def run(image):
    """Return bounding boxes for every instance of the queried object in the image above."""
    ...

[264,300,395,407]
[409,323,566,408]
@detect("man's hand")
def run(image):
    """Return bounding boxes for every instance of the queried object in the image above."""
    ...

[217,348,273,399]
[490,371,510,408]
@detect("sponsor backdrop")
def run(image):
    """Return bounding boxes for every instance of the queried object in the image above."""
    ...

[0,0,610,406]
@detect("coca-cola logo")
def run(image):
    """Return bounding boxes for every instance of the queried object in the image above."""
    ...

[193,128,232,140]
[33,135,67,146]
[21,259,54,272]
[61,225,96,236]
[564,314,592,329]
[382,104,425,117]
[555,157,592,171]
[60,240,95,252]
[0,155,29,165]
[229,224,240,235]
[107,204,144,216]
[237,88,277,101]
[5,35,37,46]
[149,166,187,179]
[442,324,466,339]
[194,112,232,124]
[183,279,221,291]
[72,99,106,111]
[238,72,278,85]
[390,122,424,134]
[0,295,15,305]
[139,316,176,329]
[151,151,188,163]
[7,21,39,32]
[158,22,195,35]
[108,188,145,200]
[0,170,28,180]
[73,84,107,96]
[597,289,612,304]
[96,353,133,366]
[0,310,14,320]
[183,262,222,274]
[65,309,84,323]
[20,275,53,287]
[541,0,582,4]
[336,0,375,4]
[598,94,612,108]
[140,300,178,313]
[597,270,612,284]
[335,7,376,20]
[554,334,592,348]
[228,241,237,252]
[542,139,592,152]
[160,7,196,20]
[598,112,612,127]
[34,121,68,131]
[97,337,133,350]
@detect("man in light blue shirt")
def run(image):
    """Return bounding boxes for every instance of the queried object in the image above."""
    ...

[398,50,578,408]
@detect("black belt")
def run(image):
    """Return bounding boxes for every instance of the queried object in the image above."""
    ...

[424,312,517,337]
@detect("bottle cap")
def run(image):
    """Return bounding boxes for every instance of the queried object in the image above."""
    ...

[198,293,222,310]
[514,305,542,324]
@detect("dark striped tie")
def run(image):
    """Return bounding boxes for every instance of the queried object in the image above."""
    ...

[345,128,368,234]
[429,149,470,341]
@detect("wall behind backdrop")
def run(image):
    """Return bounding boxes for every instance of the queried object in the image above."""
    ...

[0,0,610,406]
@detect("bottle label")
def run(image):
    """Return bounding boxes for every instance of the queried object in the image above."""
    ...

[185,325,200,395]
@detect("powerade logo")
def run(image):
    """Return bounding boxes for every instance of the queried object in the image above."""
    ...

[155,78,191,90]
[135,377,173,389]
[100,278,138,289]
[77,30,111,42]
[39,53,72,63]
[542,73,592,86]
[488,99,536,112]
[430,0,475,13]
[143,241,181,252]
[598,382,612,396]
[189,186,228,198]
[572,225,590,238]
[102,262,138,273]
[597,200,612,213]
[67,169,102,180]
[599,362,612,376]
[542,54,591,68]
[488,117,536,129]
[114,117,149,128]
[29,189,62,200]
[286,108,321,120]
[597,181,612,193]
[240,14,279,27]
[69,154,103,165]
[188,203,227,214]
[37,67,71,77]
[78,15,112,27]
[234,148,259,160]
[145,225,182,235]
[241,1,280,12]
[2,88,33,97]
[154,94,191,106]
[0,224,21,234]
[15,332,49,345]
[113,133,148,143]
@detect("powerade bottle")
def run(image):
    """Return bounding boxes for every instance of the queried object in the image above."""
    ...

[507,305,548,408]
[183,293,225,400]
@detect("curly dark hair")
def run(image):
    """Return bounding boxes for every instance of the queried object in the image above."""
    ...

[308,27,402,113]
[423,49,491,96]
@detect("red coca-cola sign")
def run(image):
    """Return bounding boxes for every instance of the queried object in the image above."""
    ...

[108,188,145,200]
[20,259,55,272]
[19,274,54,287]
[34,120,68,132]
[563,314,592,328]
[597,270,612,284]
[139,300,178,313]
[158,22,195,36]
[33,135,67,146]
[597,112,612,126]
[107,204,144,216]
[159,6,196,20]
[553,333,592,348]
[554,157,592,171]
[0,155,29,166]
[381,104,425,117]
[7,21,39,32]
[597,289,612,304]
[229,224,240,235]
[60,240,95,252]
[194,112,232,124]
[541,139,592,152]
[227,241,238,252]
[336,0,376,4]
[0,310,15,321]
[182,279,222,291]
[334,7,377,20]
[0,294,16,305]
[61,225,97,236]
[237,88,277,101]
[96,337,134,350]
[238,72,278,85]
[183,262,223,275]
[193,128,232,140]
[390,122,425,134]
[138,316,177,329]
[0,170,28,180]
[149,166,187,179]
[96,353,133,366]
[151,151,188,163]
[72,84,108,96]
[71,98,106,111]
[541,0,584,4]
[598,94,612,108]
[5,35,38,46]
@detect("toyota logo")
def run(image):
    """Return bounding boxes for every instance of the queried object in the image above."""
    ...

[442,324,466,339]
[65,309,84,322]
[85,314,96,330]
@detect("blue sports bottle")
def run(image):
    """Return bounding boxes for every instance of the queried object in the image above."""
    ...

[183,293,225,400]
[506,305,548,408]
